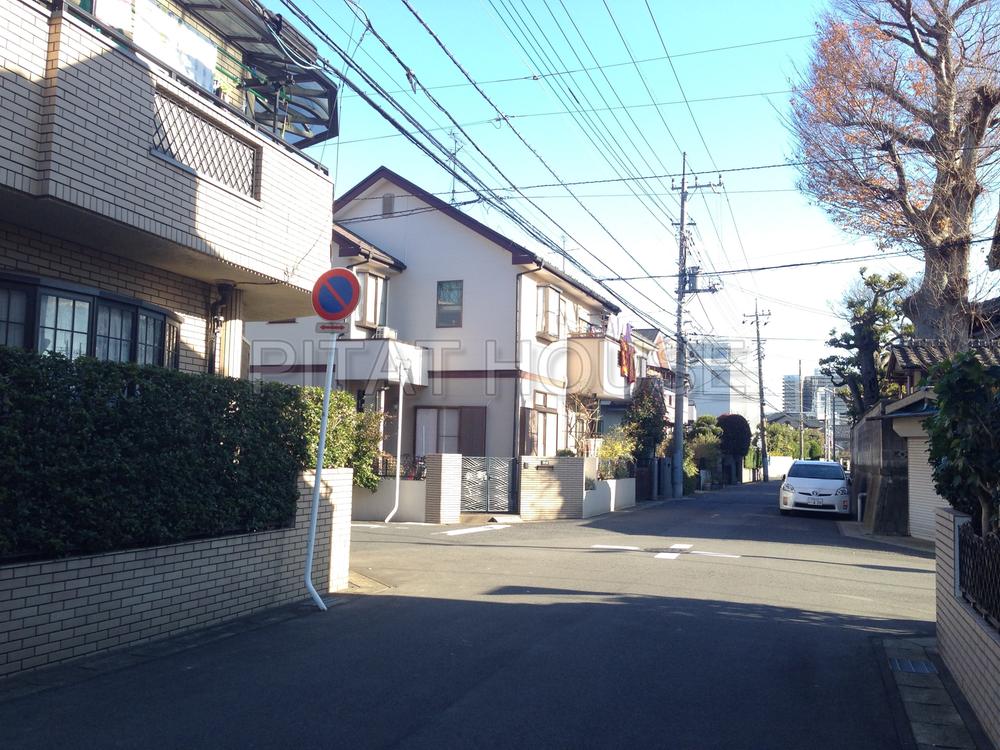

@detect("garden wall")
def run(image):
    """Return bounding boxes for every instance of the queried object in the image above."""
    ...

[0,469,352,678]
[583,479,636,518]
[936,507,1000,748]
[353,479,427,523]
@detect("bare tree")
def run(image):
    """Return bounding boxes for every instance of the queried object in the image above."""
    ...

[791,0,1000,347]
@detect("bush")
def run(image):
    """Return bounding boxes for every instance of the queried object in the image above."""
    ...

[925,352,1000,536]
[0,348,381,559]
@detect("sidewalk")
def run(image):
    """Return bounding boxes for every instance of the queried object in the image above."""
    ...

[877,636,995,750]
[838,520,936,554]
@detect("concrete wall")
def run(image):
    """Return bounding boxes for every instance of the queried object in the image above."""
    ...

[853,403,909,534]
[519,457,585,521]
[0,469,352,678]
[935,508,1000,749]
[353,479,426,523]
[583,479,636,518]
[767,455,796,479]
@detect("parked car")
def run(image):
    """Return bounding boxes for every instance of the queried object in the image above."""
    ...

[778,460,850,516]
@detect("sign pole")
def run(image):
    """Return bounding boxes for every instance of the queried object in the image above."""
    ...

[305,267,360,611]
[305,334,337,612]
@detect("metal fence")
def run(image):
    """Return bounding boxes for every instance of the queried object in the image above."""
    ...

[959,522,1000,631]
[373,454,426,480]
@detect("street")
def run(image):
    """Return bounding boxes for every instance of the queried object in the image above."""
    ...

[0,482,936,749]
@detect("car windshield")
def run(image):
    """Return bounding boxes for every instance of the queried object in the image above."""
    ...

[787,464,845,480]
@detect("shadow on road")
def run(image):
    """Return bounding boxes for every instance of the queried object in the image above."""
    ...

[0,587,932,750]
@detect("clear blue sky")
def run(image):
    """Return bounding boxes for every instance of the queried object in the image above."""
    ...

[271,0,935,407]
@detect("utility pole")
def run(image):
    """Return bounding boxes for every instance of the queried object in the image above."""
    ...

[743,301,771,481]
[798,360,804,460]
[448,130,463,204]
[670,153,721,499]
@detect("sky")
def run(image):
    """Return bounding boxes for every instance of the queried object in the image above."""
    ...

[268,0,942,409]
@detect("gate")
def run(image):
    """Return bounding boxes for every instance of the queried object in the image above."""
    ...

[461,457,516,513]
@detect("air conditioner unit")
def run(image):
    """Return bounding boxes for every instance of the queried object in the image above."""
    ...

[375,326,397,340]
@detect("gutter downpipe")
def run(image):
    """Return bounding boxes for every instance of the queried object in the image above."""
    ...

[385,359,404,523]
[512,262,544,458]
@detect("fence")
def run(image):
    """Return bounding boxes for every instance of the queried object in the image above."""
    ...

[958,522,1000,631]
[373,454,426,480]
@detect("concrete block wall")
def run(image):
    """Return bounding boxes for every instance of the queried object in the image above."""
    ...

[0,221,211,372]
[0,468,352,679]
[519,457,585,521]
[935,507,1000,748]
[424,454,461,524]
[1,0,332,292]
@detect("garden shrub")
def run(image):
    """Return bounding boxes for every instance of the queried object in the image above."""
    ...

[0,348,381,559]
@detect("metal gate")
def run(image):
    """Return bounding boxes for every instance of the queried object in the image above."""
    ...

[461,457,516,513]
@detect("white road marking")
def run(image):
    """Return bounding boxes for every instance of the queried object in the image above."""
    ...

[400,522,435,526]
[591,544,641,551]
[351,524,382,528]
[690,551,741,559]
[438,525,510,536]
[669,544,693,550]
[655,552,681,560]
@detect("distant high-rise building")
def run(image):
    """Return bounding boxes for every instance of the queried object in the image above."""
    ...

[782,374,801,414]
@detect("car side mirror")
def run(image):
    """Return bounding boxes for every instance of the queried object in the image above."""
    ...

[781,474,786,481]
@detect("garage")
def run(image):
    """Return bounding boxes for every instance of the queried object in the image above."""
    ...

[906,437,947,541]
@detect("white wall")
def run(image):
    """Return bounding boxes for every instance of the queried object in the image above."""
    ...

[352,479,426,523]
[583,479,637,518]
[767,455,796,478]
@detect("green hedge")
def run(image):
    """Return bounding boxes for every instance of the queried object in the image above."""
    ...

[0,348,380,560]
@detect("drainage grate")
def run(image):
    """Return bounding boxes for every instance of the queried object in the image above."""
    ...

[889,657,937,674]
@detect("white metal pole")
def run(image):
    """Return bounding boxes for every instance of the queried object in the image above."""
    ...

[385,360,404,523]
[305,335,338,612]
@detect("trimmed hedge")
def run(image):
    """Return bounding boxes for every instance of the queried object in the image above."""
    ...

[0,348,379,559]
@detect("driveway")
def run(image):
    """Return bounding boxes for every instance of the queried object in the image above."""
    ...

[0,481,935,749]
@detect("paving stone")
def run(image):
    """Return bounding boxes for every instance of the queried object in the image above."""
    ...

[902,699,966,727]
[893,671,943,688]
[898,685,954,706]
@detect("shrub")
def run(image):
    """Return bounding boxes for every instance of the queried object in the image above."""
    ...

[0,348,381,559]
[924,352,1000,536]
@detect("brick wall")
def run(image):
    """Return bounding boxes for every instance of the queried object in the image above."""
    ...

[935,507,1000,748]
[424,454,462,524]
[0,468,353,679]
[0,0,47,195]
[0,221,211,372]
[519,457,585,521]
[1,0,332,292]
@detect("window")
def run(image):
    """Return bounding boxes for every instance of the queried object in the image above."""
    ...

[436,280,463,328]
[382,193,395,216]
[38,293,90,359]
[137,313,165,366]
[1,276,180,369]
[0,287,27,348]
[525,392,561,456]
[357,272,388,328]
[415,406,486,456]
[536,285,562,339]
[95,303,133,363]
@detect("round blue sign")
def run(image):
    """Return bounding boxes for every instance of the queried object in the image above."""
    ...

[312,269,361,321]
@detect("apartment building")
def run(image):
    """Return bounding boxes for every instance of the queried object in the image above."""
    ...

[0,0,337,376]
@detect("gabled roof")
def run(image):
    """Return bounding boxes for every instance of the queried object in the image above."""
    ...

[333,223,406,271]
[334,166,621,313]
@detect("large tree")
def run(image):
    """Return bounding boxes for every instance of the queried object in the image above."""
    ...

[821,267,910,419]
[791,0,1000,346]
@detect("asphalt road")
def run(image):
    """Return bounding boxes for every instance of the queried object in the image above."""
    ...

[0,481,935,749]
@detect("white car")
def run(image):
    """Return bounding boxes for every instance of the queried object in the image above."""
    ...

[778,460,850,516]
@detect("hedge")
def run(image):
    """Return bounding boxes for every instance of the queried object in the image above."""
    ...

[0,348,380,560]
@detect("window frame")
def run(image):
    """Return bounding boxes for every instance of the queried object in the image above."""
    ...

[0,280,33,350]
[356,271,388,329]
[0,272,182,369]
[536,285,563,340]
[435,280,463,329]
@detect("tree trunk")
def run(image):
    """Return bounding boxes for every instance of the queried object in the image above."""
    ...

[903,241,971,350]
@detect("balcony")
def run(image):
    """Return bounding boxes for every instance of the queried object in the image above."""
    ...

[338,339,429,387]
[0,0,338,320]
[566,334,632,401]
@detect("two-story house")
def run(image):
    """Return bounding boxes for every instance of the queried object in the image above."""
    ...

[249,166,675,460]
[1,0,338,376]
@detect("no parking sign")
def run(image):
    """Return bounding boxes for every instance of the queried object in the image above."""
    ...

[312,268,361,322]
